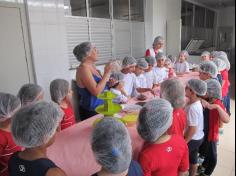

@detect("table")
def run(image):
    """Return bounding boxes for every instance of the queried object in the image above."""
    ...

[48,72,200,176]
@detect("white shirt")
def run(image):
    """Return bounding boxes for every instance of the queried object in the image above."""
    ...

[153,67,168,84]
[123,73,136,96]
[174,61,190,73]
[110,88,128,104]
[185,100,204,140]
[131,74,147,97]
[144,70,158,88]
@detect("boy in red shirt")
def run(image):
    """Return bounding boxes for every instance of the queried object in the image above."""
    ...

[160,78,186,136]
[50,79,76,130]
[0,93,22,176]
[137,99,189,176]
[199,79,230,176]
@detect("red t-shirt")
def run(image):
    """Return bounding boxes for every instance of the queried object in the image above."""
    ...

[168,109,187,137]
[139,135,189,176]
[208,99,226,142]
[60,105,76,130]
[145,49,158,57]
[220,69,230,97]
[0,129,22,176]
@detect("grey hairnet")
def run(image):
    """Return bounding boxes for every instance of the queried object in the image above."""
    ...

[73,42,92,62]
[0,93,21,122]
[137,99,173,142]
[164,58,172,65]
[199,61,218,78]
[17,84,43,106]
[215,52,230,70]
[122,56,137,68]
[179,50,189,59]
[160,79,185,108]
[11,101,64,148]
[50,79,69,104]
[212,58,227,72]
[145,56,156,66]
[110,72,124,82]
[201,51,210,57]
[206,79,222,100]
[153,36,164,45]
[210,51,219,58]
[136,58,148,69]
[187,79,207,96]
[167,55,176,64]
[91,117,132,174]
[156,52,166,61]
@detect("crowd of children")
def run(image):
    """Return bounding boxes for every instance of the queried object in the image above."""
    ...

[0,40,232,176]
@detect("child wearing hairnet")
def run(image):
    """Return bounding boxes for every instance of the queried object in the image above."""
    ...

[174,50,190,74]
[109,72,129,104]
[144,56,158,89]
[164,58,176,78]
[199,61,218,81]
[184,79,207,176]
[91,118,143,176]
[138,99,189,176]
[50,79,76,130]
[160,79,187,136]
[8,101,66,176]
[0,93,22,176]
[197,80,230,176]
[153,53,169,85]
[201,51,211,61]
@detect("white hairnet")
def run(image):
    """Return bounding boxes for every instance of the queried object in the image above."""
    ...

[0,93,21,122]
[212,58,227,72]
[137,99,173,142]
[110,72,124,82]
[11,101,63,148]
[179,50,189,59]
[50,79,69,104]
[201,51,210,57]
[122,56,137,68]
[167,55,177,64]
[73,42,93,62]
[17,84,43,106]
[206,79,222,100]
[187,79,207,96]
[160,79,185,108]
[136,58,148,69]
[145,56,156,66]
[199,61,218,78]
[210,51,219,58]
[91,117,132,174]
[215,52,230,70]
[153,36,164,45]
[156,52,166,61]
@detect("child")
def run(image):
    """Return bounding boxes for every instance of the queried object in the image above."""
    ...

[167,54,177,65]
[201,51,211,61]
[17,84,44,106]
[164,58,176,78]
[145,36,164,57]
[9,101,66,176]
[50,79,76,130]
[109,72,129,104]
[138,99,189,176]
[199,79,230,176]
[153,52,169,85]
[174,50,190,74]
[91,117,143,176]
[121,56,137,97]
[160,79,186,136]
[199,61,218,81]
[0,93,21,176]
[212,58,226,86]
[184,79,207,176]
[144,56,158,89]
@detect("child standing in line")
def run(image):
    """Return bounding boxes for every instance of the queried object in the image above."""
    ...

[184,79,207,176]
[0,93,22,176]
[174,50,190,74]
[50,79,76,130]
[201,51,211,61]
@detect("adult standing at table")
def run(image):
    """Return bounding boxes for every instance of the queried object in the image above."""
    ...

[73,42,113,121]
[145,36,164,58]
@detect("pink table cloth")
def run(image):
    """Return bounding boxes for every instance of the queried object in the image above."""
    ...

[47,72,199,176]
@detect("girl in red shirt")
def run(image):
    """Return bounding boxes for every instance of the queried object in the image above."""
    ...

[0,93,22,176]
[50,79,76,130]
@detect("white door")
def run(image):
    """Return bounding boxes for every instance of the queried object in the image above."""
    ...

[0,6,31,95]
[166,19,182,56]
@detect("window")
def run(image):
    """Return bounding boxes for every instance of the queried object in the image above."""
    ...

[113,0,129,20]
[89,0,110,18]
[181,1,193,26]
[194,6,205,28]
[206,9,215,28]
[70,0,87,17]
[130,0,144,22]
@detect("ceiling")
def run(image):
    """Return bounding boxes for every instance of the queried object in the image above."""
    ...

[194,0,235,9]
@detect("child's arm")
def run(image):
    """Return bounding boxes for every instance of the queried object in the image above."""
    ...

[179,172,188,176]
[201,99,230,123]
[184,126,197,143]
[136,88,152,93]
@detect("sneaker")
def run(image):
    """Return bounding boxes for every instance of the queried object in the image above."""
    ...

[197,156,205,165]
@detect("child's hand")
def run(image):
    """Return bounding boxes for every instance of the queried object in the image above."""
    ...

[200,99,218,110]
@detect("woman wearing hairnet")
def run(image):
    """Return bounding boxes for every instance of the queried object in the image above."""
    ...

[9,101,66,176]
[73,42,113,120]
[138,99,189,176]
[145,36,164,58]
[91,118,143,176]
[0,93,22,176]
